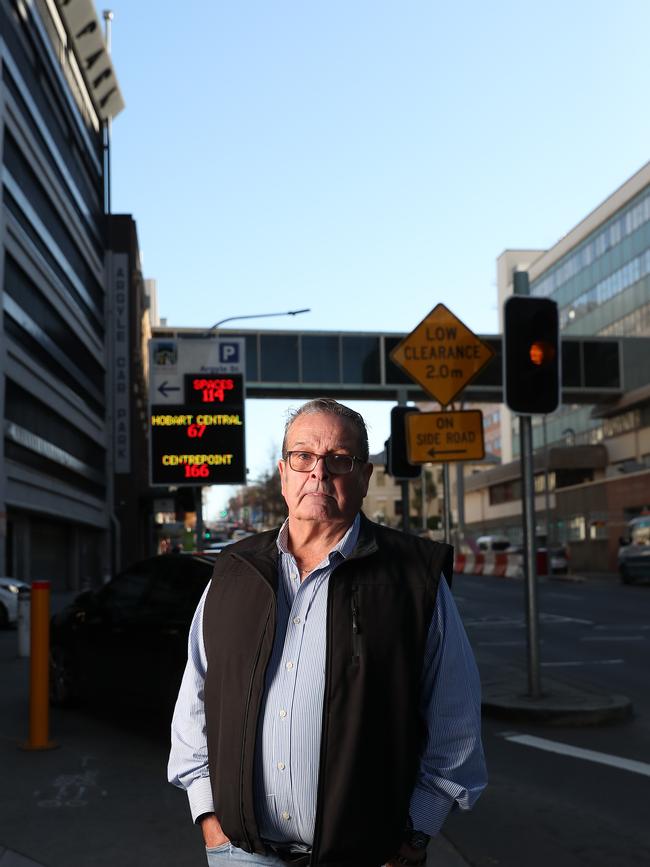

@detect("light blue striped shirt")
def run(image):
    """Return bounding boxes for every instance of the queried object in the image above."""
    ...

[168,515,486,842]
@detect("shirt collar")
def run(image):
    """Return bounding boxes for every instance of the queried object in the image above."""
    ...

[276,513,361,562]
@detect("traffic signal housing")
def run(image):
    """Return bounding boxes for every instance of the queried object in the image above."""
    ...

[387,406,420,479]
[504,296,560,415]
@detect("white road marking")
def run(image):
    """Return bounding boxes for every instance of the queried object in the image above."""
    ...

[542,613,593,625]
[542,592,583,601]
[466,612,592,628]
[581,635,645,642]
[479,640,530,646]
[540,659,624,667]
[594,624,650,631]
[501,733,650,778]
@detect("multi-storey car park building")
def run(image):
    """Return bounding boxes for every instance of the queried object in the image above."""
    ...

[461,162,650,573]
[0,0,139,590]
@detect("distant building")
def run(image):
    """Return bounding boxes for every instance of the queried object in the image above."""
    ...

[364,449,441,530]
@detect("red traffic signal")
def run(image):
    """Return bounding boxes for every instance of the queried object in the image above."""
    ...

[504,296,560,415]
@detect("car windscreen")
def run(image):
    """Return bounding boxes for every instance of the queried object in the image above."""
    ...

[630,519,650,545]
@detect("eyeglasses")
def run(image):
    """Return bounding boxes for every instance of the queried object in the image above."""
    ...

[285,451,365,475]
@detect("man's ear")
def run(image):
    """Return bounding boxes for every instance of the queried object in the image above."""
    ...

[360,461,373,495]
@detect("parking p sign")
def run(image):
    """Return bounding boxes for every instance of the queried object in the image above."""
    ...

[219,341,240,364]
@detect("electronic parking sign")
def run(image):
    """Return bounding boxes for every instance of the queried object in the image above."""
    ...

[148,338,246,486]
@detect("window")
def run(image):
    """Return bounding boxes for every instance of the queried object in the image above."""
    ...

[567,516,586,542]
[588,518,608,540]
[302,336,340,383]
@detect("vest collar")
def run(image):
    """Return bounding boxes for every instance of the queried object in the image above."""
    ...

[227,512,379,588]
[348,512,380,560]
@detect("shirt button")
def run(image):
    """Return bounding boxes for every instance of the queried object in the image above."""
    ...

[277,761,285,770]
[293,616,301,625]
[286,661,294,670]
[279,709,287,718]
[281,811,291,821]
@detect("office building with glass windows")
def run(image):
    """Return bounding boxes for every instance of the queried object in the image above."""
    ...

[461,162,650,572]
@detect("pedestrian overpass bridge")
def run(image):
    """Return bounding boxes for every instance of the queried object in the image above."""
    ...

[153,326,650,406]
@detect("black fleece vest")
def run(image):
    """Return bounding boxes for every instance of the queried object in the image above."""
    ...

[203,514,452,867]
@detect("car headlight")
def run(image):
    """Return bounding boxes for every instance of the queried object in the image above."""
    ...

[6,584,21,594]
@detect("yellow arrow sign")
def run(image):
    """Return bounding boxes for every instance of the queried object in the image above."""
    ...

[389,303,495,405]
[406,410,485,463]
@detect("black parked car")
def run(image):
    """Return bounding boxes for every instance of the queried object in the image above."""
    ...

[50,553,216,713]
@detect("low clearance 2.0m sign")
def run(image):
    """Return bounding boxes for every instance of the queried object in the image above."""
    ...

[150,373,246,485]
[390,303,495,406]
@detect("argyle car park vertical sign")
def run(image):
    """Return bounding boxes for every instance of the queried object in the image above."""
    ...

[148,338,246,485]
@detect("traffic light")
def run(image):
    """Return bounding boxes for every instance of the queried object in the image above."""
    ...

[387,406,420,479]
[504,296,560,415]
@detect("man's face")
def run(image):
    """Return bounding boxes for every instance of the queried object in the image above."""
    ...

[278,412,373,526]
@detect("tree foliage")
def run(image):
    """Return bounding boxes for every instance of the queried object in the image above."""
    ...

[228,463,287,527]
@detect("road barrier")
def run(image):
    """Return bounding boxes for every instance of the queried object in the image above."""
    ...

[454,551,523,579]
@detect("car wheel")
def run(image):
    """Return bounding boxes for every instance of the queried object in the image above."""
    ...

[0,603,8,629]
[620,566,633,585]
[49,645,81,707]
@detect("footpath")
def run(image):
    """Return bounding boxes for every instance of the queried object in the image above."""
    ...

[0,628,471,867]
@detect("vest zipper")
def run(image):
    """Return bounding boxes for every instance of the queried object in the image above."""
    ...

[351,588,361,661]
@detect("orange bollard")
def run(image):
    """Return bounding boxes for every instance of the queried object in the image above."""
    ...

[21,580,57,750]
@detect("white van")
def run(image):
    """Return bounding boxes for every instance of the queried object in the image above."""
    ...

[476,535,512,553]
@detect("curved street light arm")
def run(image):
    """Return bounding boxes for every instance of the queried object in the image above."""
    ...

[207,309,311,331]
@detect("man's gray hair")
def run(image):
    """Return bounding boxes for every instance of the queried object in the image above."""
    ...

[282,398,369,462]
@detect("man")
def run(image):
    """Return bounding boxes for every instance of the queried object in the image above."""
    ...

[169,398,486,867]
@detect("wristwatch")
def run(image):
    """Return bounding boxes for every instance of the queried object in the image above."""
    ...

[404,829,430,851]
[391,827,430,866]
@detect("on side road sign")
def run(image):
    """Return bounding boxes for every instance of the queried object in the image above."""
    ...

[390,303,495,405]
[406,410,485,463]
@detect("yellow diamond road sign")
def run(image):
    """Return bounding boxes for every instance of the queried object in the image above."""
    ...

[390,303,495,406]
[406,410,485,463]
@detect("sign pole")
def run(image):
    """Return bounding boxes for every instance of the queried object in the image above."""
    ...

[456,462,465,541]
[442,463,451,543]
[520,415,542,698]
[401,480,410,533]
[421,467,427,531]
[194,487,204,552]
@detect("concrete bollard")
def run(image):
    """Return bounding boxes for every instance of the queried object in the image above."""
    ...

[17,587,30,658]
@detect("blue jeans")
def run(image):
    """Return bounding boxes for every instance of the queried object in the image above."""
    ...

[205,843,287,866]
[205,844,388,867]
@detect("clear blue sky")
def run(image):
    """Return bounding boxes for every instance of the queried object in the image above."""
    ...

[107,0,650,517]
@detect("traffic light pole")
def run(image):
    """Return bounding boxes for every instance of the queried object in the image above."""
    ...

[520,415,542,698]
